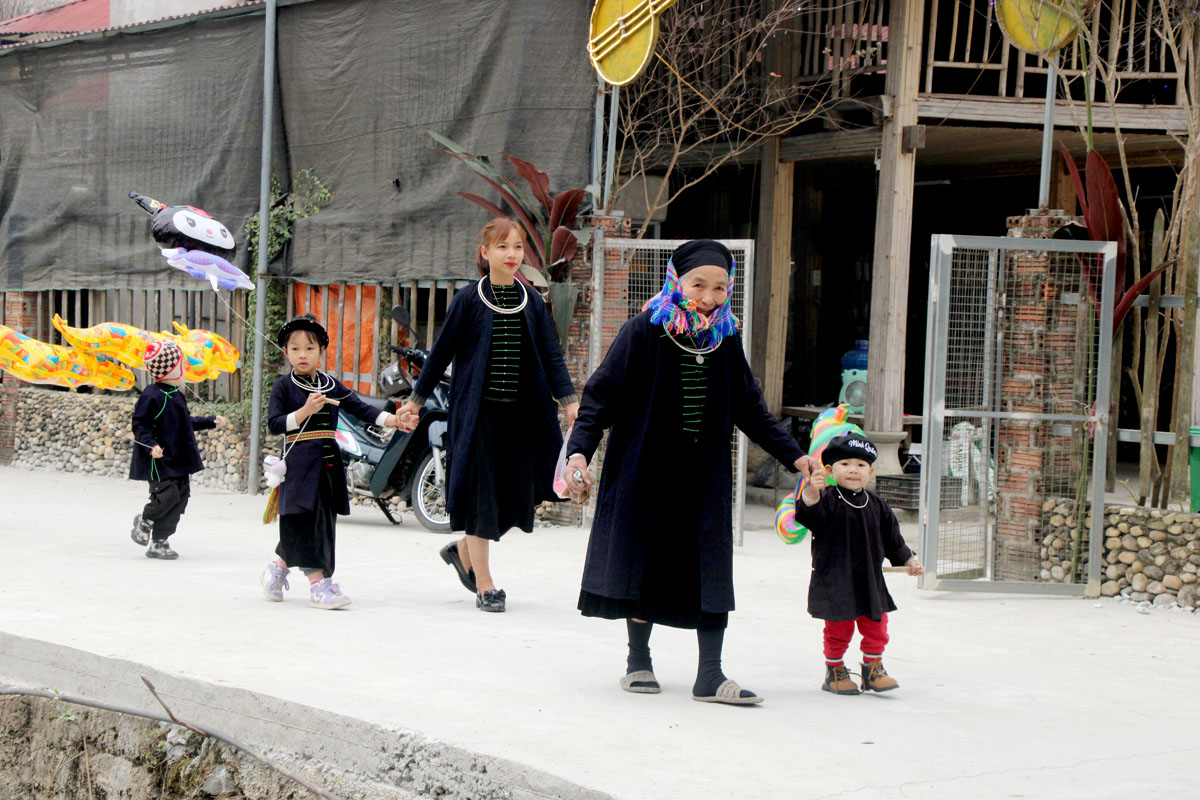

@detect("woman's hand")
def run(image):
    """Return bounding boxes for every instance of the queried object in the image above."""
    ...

[215,415,229,429]
[566,454,592,504]
[794,454,819,481]
[564,401,580,428]
[150,445,164,459]
[906,556,925,577]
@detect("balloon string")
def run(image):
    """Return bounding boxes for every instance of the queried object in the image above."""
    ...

[211,289,286,357]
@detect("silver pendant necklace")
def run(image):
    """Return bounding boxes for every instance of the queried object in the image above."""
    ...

[835,486,869,509]
[662,324,719,364]
[477,277,528,314]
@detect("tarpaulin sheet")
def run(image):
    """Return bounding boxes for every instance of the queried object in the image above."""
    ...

[0,0,593,290]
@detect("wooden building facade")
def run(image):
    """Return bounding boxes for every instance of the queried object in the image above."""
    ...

[726,0,1189,471]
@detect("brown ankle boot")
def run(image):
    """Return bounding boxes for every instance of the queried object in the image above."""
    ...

[862,659,898,692]
[822,663,860,695]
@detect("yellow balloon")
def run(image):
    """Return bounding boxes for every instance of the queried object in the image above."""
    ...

[52,315,229,383]
[996,0,1089,57]
[0,325,135,391]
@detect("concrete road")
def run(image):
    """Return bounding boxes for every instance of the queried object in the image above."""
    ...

[2,465,1197,799]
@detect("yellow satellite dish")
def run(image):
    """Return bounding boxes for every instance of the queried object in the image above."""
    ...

[996,0,1090,56]
[588,0,682,86]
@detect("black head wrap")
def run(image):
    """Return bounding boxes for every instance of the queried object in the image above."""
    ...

[277,314,329,349]
[670,239,733,276]
[821,431,878,466]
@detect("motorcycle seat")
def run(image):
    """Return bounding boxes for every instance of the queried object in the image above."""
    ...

[350,391,394,413]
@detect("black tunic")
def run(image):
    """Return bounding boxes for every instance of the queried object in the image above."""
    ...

[266,374,386,517]
[566,310,806,625]
[411,279,576,531]
[791,487,915,621]
[129,383,215,481]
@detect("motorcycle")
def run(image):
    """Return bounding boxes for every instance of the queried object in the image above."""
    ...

[335,306,452,531]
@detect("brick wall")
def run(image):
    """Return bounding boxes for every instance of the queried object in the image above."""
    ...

[995,210,1086,580]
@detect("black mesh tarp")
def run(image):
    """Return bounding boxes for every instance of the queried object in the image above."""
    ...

[0,0,594,290]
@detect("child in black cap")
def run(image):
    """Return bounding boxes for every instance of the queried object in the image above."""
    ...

[793,430,923,694]
[259,314,413,609]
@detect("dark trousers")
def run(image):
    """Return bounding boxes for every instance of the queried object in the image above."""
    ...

[142,476,191,540]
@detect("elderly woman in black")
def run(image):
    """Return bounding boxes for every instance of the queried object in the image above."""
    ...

[565,239,817,705]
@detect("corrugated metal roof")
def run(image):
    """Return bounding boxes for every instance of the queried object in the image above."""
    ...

[0,0,109,34]
[0,0,270,47]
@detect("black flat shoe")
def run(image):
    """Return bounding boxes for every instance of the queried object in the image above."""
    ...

[476,589,506,612]
[440,541,476,594]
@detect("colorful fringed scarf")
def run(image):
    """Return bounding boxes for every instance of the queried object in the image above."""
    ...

[643,258,740,349]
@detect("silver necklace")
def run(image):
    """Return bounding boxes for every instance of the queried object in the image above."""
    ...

[662,324,719,364]
[290,369,337,394]
[835,486,869,509]
[477,277,528,314]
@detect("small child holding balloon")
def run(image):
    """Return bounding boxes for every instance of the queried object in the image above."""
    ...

[258,314,414,610]
[129,340,228,560]
[792,431,923,695]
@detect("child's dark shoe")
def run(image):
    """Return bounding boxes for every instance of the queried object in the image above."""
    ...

[861,659,898,692]
[822,663,861,695]
[476,589,506,612]
[130,515,152,546]
[145,539,178,560]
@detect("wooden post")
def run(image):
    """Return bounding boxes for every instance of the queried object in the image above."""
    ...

[752,135,795,415]
[864,0,923,475]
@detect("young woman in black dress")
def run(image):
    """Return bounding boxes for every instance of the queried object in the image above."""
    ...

[400,218,578,612]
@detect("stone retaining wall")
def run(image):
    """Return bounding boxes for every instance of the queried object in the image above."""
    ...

[1041,500,1200,607]
[10,387,252,493]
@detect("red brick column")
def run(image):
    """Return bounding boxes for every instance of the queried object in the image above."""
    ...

[994,210,1083,580]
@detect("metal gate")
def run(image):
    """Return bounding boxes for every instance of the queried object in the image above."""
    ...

[592,236,755,544]
[919,235,1116,595]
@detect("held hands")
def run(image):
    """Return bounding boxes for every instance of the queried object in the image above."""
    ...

[150,445,164,459]
[565,454,593,504]
[906,556,925,577]
[801,468,827,505]
[397,400,422,432]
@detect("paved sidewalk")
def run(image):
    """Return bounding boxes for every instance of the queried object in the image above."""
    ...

[2,465,1197,799]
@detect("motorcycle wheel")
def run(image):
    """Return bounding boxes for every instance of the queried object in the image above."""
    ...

[411,449,451,532]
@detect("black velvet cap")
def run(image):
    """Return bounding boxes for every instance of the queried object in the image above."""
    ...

[277,313,329,349]
[670,239,733,276]
[821,431,878,466]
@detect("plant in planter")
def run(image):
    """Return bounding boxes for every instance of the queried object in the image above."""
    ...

[430,131,591,346]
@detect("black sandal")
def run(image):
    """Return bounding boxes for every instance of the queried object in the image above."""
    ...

[440,541,476,594]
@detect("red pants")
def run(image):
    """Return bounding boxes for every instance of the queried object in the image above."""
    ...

[823,614,889,664]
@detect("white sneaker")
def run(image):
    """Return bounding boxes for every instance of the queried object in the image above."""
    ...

[309,578,351,610]
[260,561,290,602]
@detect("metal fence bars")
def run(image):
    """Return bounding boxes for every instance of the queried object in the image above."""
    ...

[598,238,755,546]
[919,235,1116,596]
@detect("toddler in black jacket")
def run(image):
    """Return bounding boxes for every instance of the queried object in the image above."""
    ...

[793,431,923,694]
